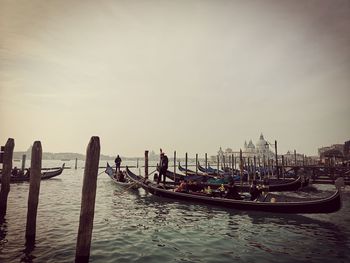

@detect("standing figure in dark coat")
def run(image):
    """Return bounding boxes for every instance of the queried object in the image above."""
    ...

[249,180,262,201]
[157,149,168,184]
[115,155,122,174]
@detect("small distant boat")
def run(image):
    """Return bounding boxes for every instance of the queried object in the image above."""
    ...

[104,162,139,189]
[125,167,342,214]
[0,163,65,183]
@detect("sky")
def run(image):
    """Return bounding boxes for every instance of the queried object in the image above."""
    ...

[1,0,349,157]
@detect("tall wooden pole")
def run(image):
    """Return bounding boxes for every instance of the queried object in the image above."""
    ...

[75,137,100,263]
[0,138,15,218]
[223,155,226,170]
[195,154,198,175]
[205,153,207,172]
[185,152,188,176]
[217,155,220,176]
[231,154,234,177]
[21,154,26,171]
[247,157,251,184]
[282,155,285,180]
[253,156,257,181]
[144,150,149,179]
[275,140,278,179]
[234,155,236,169]
[75,158,78,170]
[239,149,243,192]
[263,154,266,180]
[173,151,176,183]
[25,141,42,243]
[294,150,297,166]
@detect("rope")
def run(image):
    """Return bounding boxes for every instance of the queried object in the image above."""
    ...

[98,170,106,175]
[148,169,157,176]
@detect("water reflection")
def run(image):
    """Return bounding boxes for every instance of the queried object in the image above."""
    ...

[21,238,36,263]
[0,217,8,251]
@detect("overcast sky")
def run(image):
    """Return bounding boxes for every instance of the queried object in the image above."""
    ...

[1,0,349,157]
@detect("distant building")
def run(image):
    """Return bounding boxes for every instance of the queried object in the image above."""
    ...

[344,141,350,160]
[284,150,305,165]
[318,142,347,164]
[242,133,274,159]
[212,133,275,165]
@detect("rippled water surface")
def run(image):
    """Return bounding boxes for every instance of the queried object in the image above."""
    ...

[1,160,350,262]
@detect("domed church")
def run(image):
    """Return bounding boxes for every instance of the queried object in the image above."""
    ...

[243,133,274,158]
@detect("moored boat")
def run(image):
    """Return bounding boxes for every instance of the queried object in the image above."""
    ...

[164,169,307,192]
[0,163,65,183]
[105,162,139,189]
[125,167,342,214]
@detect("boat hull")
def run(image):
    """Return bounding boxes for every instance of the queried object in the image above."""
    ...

[126,167,341,214]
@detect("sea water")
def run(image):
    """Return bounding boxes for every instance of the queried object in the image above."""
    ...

[0,160,349,263]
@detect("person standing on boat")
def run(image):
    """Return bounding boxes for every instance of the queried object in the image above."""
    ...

[157,149,168,184]
[115,155,122,174]
[249,180,262,201]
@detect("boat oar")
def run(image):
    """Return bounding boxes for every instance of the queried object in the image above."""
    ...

[98,170,106,176]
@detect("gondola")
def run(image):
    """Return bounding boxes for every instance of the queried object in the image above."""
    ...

[105,162,139,189]
[164,169,204,183]
[178,163,203,176]
[197,163,238,176]
[0,163,65,183]
[125,167,342,214]
[197,163,221,174]
[165,169,307,192]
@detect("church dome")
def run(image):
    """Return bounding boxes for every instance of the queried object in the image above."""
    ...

[256,133,268,150]
[247,139,255,149]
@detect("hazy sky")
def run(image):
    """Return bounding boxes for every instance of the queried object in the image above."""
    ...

[1,0,349,157]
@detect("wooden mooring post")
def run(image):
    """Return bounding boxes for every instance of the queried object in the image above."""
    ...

[0,138,15,218]
[25,141,42,244]
[75,136,100,263]
[21,154,26,171]
[185,152,188,176]
[239,149,243,192]
[253,156,257,181]
[231,154,234,177]
[275,140,279,179]
[75,158,78,170]
[144,151,149,179]
[282,155,285,180]
[217,155,220,176]
[173,151,176,182]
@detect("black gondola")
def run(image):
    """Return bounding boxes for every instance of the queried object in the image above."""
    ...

[105,162,139,189]
[125,167,342,214]
[0,163,65,183]
[165,169,308,192]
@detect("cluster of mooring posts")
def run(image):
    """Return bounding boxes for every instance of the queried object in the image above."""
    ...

[139,142,349,186]
[0,137,101,263]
